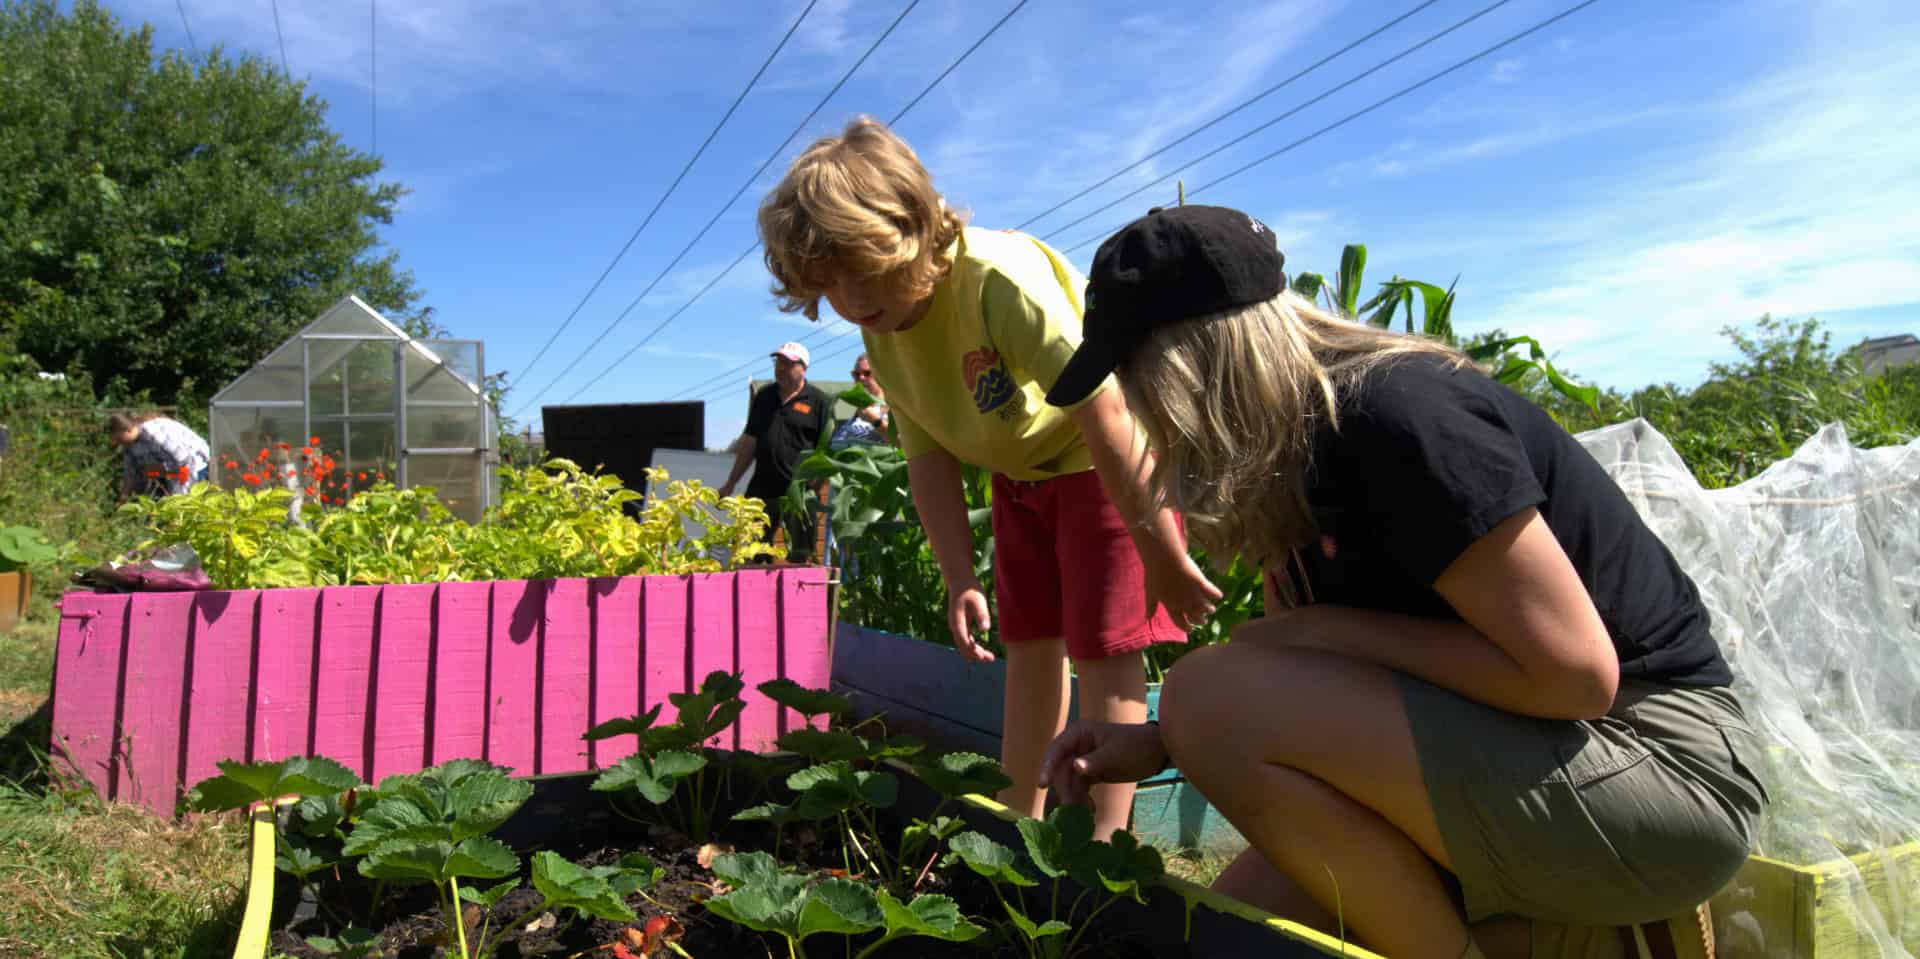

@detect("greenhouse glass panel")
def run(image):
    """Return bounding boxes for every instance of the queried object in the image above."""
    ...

[405,345,482,405]
[407,406,481,449]
[207,295,497,517]
[407,452,485,523]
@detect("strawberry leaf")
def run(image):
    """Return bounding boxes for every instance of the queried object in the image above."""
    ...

[185,756,362,812]
[530,850,637,923]
[911,751,1011,800]
[755,678,852,719]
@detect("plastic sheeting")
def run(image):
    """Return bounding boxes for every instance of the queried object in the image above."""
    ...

[1577,418,1919,955]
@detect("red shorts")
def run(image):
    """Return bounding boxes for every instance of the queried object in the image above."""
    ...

[989,469,1188,661]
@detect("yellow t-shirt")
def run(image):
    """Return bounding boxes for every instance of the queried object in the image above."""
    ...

[860,227,1117,481]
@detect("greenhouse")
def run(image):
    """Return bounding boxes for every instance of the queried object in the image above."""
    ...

[207,295,498,522]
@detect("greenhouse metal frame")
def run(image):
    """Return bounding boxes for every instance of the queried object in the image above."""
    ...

[207,295,497,522]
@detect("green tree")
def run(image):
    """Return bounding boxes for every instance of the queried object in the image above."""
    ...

[0,0,426,411]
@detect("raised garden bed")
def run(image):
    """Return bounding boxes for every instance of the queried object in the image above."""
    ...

[212,673,1369,959]
[830,623,1243,855]
[49,567,831,817]
[1708,842,1920,959]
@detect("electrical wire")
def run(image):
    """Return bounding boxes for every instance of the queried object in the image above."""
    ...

[514,0,924,417]
[271,0,289,76]
[1060,0,1604,255]
[1011,0,1442,233]
[512,0,823,392]
[537,0,1029,411]
[1038,0,1517,247]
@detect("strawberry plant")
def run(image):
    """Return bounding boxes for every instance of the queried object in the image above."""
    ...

[945,804,1165,959]
[585,670,752,842]
[743,679,1012,899]
[704,850,984,959]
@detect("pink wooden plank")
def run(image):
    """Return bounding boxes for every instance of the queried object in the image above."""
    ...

[253,587,320,763]
[642,576,690,733]
[431,581,491,765]
[312,585,378,783]
[689,574,737,750]
[51,593,131,801]
[588,577,642,767]
[369,583,434,782]
[488,579,541,778]
[778,568,832,735]
[539,578,591,774]
[733,570,781,753]
[183,591,259,792]
[118,591,195,816]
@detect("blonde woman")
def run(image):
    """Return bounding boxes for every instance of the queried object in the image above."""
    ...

[1038,205,1766,959]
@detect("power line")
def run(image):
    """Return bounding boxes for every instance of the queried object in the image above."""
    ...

[370,0,377,155]
[511,0,920,418]
[666,319,857,400]
[1039,0,1516,248]
[554,0,1029,409]
[175,0,198,58]
[512,1,823,393]
[1012,0,1441,234]
[270,0,289,76]
[1062,0,1604,255]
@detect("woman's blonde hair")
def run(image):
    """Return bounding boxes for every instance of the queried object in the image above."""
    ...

[758,115,967,320]
[1118,289,1472,603]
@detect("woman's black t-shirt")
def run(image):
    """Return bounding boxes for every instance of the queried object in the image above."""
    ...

[1286,352,1732,688]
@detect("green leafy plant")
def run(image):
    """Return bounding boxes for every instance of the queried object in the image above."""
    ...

[704,851,984,959]
[945,804,1165,959]
[585,670,749,842]
[117,482,320,588]
[745,679,1012,898]
[0,524,58,573]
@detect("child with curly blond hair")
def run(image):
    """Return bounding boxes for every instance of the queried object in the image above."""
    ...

[758,116,1221,839]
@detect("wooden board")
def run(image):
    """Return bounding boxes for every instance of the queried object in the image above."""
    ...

[1711,841,1920,959]
[830,623,1246,853]
[48,568,833,817]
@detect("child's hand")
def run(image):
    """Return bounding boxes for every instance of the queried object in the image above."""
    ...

[1144,547,1222,632]
[947,582,996,663]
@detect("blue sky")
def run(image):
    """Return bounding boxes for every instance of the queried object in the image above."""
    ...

[98,0,1920,448]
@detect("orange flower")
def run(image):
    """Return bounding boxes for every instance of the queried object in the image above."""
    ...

[277,442,290,450]
[242,473,261,486]
[309,436,322,446]
[177,465,191,482]
[358,471,368,481]
[257,447,269,460]
[375,472,386,480]
[224,459,239,470]
[305,486,317,496]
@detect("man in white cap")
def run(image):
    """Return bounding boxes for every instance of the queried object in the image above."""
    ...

[721,341,834,562]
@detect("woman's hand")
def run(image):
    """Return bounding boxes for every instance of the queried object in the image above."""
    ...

[1039,720,1169,807]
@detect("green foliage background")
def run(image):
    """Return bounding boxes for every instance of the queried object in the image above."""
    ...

[1,0,427,412]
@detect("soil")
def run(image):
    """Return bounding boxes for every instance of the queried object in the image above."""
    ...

[264,769,1169,959]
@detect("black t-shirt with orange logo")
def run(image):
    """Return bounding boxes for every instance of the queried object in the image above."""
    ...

[745,382,832,503]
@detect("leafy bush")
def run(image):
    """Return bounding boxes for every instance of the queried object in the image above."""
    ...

[113,459,783,589]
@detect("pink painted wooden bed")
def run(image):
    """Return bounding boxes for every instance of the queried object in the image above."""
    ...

[47,567,831,818]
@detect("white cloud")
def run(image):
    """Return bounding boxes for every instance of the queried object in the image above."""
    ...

[1489,58,1523,84]
[1461,37,1920,388]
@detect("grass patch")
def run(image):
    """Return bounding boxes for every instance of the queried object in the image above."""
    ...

[0,609,247,957]
[1151,838,1245,890]
[0,784,247,958]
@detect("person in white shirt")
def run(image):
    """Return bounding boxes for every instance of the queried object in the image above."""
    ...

[106,412,210,502]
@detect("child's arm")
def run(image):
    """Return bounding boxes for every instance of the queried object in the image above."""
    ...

[906,445,996,663]
[1069,387,1222,631]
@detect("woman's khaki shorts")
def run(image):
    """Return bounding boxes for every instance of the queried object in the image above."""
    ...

[1395,674,1769,927]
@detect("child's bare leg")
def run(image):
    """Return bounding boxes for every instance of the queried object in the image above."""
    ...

[1071,647,1149,840]
[999,638,1071,818]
